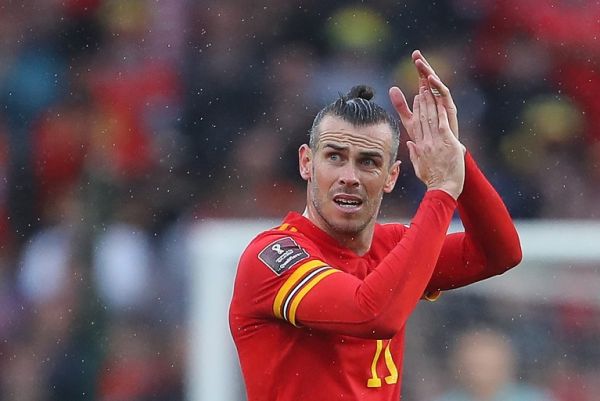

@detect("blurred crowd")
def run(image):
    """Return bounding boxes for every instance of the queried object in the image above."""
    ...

[0,0,599,400]
[404,289,600,401]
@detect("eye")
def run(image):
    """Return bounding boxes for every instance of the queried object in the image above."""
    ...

[361,158,376,167]
[328,153,341,162]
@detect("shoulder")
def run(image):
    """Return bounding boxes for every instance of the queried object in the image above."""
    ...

[240,227,323,277]
[504,384,555,401]
[232,225,330,317]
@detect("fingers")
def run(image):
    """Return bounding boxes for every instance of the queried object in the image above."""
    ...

[414,53,443,101]
[412,49,460,139]
[427,74,459,138]
[424,88,438,133]
[418,91,433,143]
[427,74,446,100]
[412,50,433,79]
[427,74,449,98]
[436,101,466,154]
[435,101,451,135]
[412,51,432,94]
[414,59,438,82]
[412,94,424,143]
[412,49,430,67]
[389,86,413,138]
[392,48,461,147]
[424,87,455,146]
[413,90,445,146]
[415,59,444,99]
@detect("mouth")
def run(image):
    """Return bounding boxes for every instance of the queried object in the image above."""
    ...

[333,194,363,212]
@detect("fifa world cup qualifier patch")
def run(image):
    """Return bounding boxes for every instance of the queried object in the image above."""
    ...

[258,237,309,275]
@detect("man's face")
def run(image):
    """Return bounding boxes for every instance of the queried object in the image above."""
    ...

[299,115,400,237]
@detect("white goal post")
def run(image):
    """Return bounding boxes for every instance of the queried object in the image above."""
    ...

[185,219,600,401]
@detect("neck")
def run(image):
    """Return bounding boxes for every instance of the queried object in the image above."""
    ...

[302,206,375,256]
[470,383,504,401]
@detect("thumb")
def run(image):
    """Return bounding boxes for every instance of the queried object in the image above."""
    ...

[389,87,413,131]
[406,141,418,165]
[406,141,421,179]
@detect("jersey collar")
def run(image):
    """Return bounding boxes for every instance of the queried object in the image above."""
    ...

[282,211,371,259]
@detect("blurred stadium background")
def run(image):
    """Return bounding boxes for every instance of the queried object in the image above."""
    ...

[0,1,599,400]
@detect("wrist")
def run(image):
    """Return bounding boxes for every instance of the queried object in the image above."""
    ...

[427,184,463,200]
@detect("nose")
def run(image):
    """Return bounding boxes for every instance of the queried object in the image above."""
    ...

[338,163,360,188]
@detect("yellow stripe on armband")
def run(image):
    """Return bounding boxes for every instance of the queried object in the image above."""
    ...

[272,259,327,319]
[288,269,339,327]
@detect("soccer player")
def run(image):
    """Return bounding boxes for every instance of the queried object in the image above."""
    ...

[229,50,522,401]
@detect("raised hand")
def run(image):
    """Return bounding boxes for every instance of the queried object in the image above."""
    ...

[411,50,460,141]
[389,86,465,200]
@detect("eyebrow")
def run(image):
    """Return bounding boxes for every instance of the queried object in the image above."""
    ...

[359,150,384,160]
[322,143,384,159]
[323,143,348,152]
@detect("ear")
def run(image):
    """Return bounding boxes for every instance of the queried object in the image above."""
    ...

[299,144,312,181]
[383,160,401,193]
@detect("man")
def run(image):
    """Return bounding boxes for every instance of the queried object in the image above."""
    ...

[229,50,522,401]
[433,329,555,401]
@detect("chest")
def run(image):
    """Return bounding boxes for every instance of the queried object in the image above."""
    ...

[322,240,395,279]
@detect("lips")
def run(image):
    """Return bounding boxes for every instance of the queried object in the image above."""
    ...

[333,194,363,210]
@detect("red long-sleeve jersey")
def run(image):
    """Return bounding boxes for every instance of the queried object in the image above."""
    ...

[229,153,522,401]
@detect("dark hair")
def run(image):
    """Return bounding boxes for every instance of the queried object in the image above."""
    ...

[309,85,400,162]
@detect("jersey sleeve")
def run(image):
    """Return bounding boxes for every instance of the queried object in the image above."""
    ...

[232,231,341,327]
[424,152,523,295]
[233,190,458,339]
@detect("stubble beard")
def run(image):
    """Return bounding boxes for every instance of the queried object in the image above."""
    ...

[310,180,377,237]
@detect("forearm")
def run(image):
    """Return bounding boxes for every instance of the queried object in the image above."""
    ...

[297,190,456,338]
[426,153,522,292]
[459,152,522,269]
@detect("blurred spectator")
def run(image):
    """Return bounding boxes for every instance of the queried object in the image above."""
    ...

[432,328,555,401]
[93,221,154,313]
[96,319,183,401]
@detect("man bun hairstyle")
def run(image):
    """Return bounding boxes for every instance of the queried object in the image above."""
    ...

[309,85,400,163]
[347,84,374,100]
